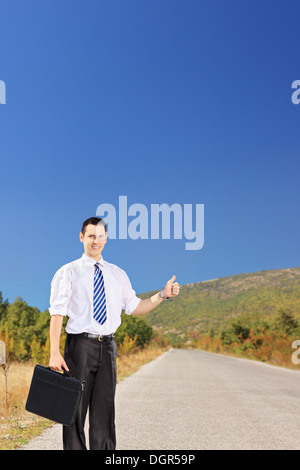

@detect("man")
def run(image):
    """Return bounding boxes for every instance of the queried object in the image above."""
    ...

[49,216,180,450]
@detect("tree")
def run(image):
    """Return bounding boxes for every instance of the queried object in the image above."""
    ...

[0,292,9,326]
[1,297,50,360]
[231,321,250,340]
[220,320,250,346]
[30,336,44,364]
[115,312,153,348]
[273,309,298,335]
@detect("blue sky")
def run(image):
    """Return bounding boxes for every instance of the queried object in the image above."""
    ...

[0,0,299,311]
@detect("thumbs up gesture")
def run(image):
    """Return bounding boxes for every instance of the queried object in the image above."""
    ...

[163,275,180,298]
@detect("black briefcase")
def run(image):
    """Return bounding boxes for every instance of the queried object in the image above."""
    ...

[25,365,85,426]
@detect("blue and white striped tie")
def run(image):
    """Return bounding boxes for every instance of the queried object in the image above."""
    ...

[93,264,107,325]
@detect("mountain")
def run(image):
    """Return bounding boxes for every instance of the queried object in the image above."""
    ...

[140,267,300,342]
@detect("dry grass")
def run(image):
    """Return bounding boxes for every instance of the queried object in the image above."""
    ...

[0,362,52,450]
[0,337,169,450]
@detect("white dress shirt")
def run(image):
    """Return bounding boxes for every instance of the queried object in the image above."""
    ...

[49,253,141,335]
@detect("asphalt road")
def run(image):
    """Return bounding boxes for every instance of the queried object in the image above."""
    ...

[21,348,300,450]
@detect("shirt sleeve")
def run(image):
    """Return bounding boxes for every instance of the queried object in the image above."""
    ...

[49,265,72,317]
[121,270,141,315]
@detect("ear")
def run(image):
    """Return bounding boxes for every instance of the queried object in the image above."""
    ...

[79,232,84,243]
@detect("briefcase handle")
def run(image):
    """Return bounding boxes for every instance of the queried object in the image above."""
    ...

[46,367,75,379]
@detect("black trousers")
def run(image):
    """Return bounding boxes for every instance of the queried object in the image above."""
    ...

[63,333,117,450]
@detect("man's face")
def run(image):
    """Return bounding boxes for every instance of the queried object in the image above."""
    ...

[79,223,107,260]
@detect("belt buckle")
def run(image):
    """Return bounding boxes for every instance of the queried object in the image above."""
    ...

[98,335,103,342]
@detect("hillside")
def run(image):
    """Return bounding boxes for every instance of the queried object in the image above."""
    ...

[1,266,300,356]
[140,267,300,342]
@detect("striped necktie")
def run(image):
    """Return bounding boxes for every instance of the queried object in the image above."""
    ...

[93,263,107,325]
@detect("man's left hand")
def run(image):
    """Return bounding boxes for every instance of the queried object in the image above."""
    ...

[163,275,180,298]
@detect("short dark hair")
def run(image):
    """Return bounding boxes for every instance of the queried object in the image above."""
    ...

[81,217,107,235]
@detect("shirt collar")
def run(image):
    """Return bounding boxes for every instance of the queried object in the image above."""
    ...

[82,253,105,267]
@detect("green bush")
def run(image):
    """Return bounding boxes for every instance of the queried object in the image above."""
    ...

[115,312,153,348]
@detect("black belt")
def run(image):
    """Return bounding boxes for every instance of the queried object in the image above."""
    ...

[80,332,114,342]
